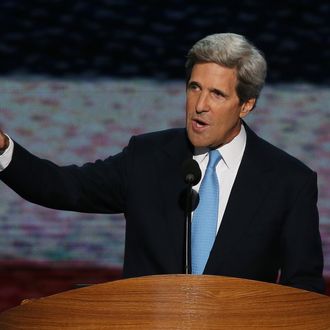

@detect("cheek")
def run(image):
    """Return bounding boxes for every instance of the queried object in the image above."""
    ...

[185,99,194,116]
[217,105,240,121]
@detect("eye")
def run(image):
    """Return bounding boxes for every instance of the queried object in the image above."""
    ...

[212,89,225,98]
[187,82,200,91]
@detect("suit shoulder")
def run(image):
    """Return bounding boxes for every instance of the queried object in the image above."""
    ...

[135,128,185,140]
[246,126,315,176]
[129,128,186,148]
[123,128,190,167]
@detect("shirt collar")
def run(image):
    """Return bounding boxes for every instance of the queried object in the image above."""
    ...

[193,124,247,169]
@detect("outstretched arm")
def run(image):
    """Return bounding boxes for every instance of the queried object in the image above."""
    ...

[0,132,129,214]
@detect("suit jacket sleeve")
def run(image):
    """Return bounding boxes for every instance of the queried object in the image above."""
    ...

[279,170,325,293]
[0,140,130,214]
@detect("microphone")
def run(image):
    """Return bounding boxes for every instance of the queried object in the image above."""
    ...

[182,158,202,186]
[181,158,201,274]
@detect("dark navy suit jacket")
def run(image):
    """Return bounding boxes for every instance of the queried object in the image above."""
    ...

[0,123,325,293]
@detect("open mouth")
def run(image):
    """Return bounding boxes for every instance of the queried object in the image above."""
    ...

[192,118,209,129]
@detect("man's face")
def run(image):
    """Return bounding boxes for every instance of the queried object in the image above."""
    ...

[185,62,254,148]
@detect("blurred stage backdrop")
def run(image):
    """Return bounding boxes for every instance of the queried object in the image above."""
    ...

[0,1,329,311]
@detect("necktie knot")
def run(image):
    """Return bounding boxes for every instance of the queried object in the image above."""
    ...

[208,150,221,169]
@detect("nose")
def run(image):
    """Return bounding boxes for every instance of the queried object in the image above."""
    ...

[195,92,210,114]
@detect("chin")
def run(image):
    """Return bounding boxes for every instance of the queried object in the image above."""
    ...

[188,134,208,148]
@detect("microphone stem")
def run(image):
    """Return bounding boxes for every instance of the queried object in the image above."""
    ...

[184,183,193,274]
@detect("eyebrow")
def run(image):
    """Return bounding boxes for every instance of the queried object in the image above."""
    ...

[188,80,229,98]
[187,80,199,87]
[210,87,229,98]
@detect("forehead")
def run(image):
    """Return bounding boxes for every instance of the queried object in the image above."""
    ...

[190,62,238,90]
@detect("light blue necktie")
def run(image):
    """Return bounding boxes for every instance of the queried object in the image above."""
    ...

[191,149,221,274]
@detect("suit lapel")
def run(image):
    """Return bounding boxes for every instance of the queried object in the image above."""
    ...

[205,124,274,274]
[155,129,193,272]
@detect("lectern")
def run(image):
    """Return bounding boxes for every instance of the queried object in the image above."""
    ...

[0,275,329,329]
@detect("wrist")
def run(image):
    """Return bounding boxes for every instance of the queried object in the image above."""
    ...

[0,132,9,152]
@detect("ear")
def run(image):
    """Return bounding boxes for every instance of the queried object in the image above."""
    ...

[239,98,256,118]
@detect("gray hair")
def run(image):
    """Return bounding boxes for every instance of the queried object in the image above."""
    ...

[185,33,267,105]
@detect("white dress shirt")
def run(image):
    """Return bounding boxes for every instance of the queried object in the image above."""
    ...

[192,124,247,233]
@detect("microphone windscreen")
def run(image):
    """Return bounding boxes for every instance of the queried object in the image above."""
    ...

[191,189,200,211]
[181,158,201,185]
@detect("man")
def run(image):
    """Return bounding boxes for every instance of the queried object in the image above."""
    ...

[0,33,325,293]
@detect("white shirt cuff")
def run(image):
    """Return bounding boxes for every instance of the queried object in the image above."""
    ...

[0,135,14,171]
